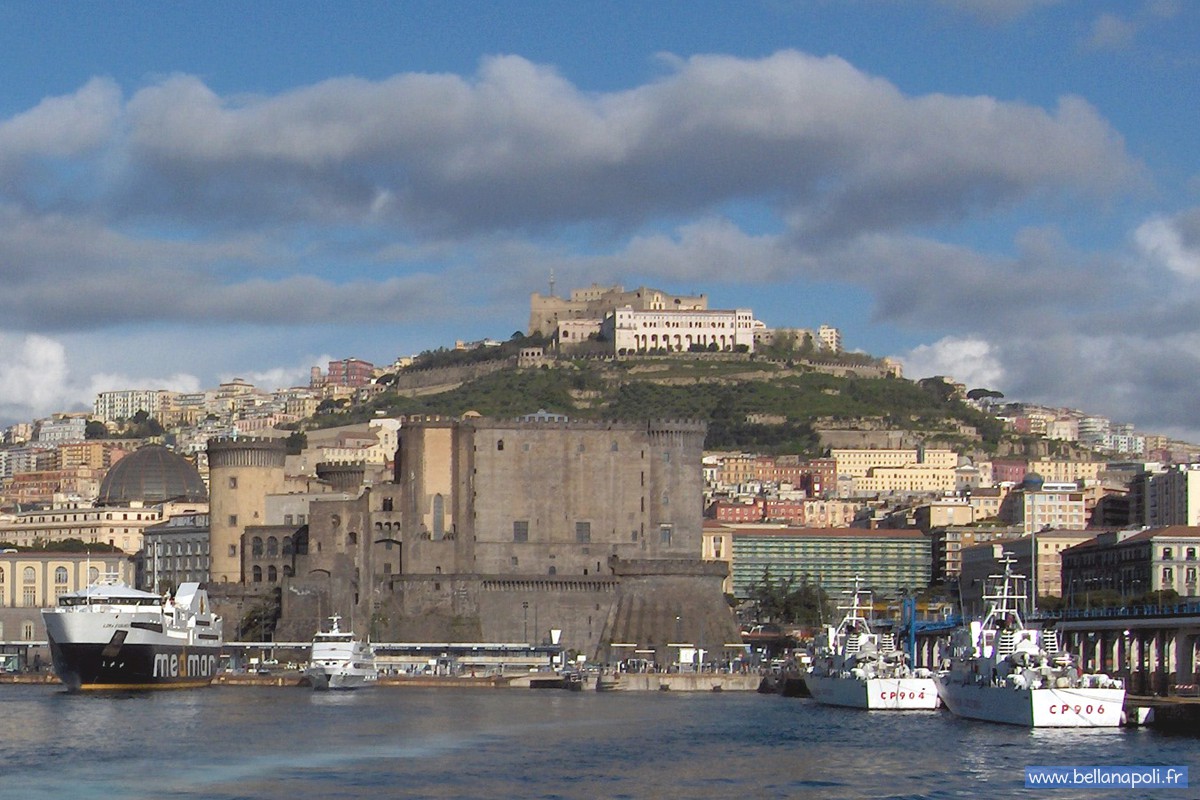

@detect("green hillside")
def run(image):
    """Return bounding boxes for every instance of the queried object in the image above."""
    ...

[308,349,1015,457]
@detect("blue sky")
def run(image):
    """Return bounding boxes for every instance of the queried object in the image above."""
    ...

[1,1,1199,442]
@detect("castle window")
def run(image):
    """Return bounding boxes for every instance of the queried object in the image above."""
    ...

[549,566,557,576]
[228,515,238,527]
[575,522,591,544]
[251,537,263,557]
[252,566,262,583]
[348,531,358,546]
[267,537,278,557]
[382,498,394,512]
[228,476,238,489]
[659,525,673,546]
[268,565,277,582]
[513,521,529,543]
[497,439,505,451]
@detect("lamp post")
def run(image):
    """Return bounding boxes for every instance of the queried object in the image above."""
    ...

[522,601,529,643]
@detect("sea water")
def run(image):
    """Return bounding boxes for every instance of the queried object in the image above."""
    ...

[0,684,1193,799]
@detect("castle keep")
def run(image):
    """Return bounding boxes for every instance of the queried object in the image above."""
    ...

[276,416,739,663]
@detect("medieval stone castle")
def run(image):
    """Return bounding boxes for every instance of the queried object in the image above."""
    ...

[206,415,739,664]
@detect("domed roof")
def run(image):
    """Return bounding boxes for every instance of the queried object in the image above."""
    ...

[97,445,208,506]
[1022,471,1045,491]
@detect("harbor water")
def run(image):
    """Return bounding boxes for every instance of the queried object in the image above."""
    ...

[0,684,1194,799]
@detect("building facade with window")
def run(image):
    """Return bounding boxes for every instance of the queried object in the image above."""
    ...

[720,524,930,599]
[141,513,211,593]
[1061,525,1200,603]
[0,551,133,668]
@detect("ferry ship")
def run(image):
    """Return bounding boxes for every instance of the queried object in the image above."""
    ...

[934,556,1124,727]
[42,579,223,692]
[305,615,378,690]
[806,578,940,710]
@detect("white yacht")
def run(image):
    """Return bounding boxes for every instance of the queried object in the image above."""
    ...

[42,579,223,692]
[806,579,940,710]
[935,556,1125,727]
[305,615,377,690]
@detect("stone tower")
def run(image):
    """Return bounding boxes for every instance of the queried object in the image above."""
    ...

[207,437,287,583]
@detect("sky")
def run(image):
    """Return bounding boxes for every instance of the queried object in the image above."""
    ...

[1,1,1199,441]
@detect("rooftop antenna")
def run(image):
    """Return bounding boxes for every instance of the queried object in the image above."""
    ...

[548,269,556,298]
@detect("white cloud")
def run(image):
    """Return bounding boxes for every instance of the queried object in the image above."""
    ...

[222,355,333,393]
[0,332,207,423]
[0,334,73,419]
[1135,215,1200,278]
[895,337,1006,390]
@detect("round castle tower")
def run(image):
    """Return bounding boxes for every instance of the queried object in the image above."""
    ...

[206,437,287,583]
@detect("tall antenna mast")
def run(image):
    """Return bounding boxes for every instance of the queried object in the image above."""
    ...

[549,269,556,298]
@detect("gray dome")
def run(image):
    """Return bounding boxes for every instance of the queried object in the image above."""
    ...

[1022,471,1045,491]
[97,445,208,506]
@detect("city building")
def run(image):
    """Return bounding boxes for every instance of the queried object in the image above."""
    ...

[604,306,758,354]
[1062,526,1200,604]
[93,389,166,424]
[831,448,957,479]
[957,529,1095,614]
[528,284,707,338]
[928,524,1024,584]
[721,524,930,599]
[141,513,211,593]
[0,550,134,669]
[1142,464,1200,528]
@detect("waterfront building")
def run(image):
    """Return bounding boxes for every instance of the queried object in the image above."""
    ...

[0,550,133,658]
[1062,526,1200,604]
[721,524,930,599]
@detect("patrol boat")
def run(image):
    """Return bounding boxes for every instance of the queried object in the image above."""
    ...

[42,579,223,691]
[934,556,1125,727]
[806,578,940,710]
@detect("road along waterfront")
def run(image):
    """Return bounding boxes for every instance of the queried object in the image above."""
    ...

[1,684,1195,800]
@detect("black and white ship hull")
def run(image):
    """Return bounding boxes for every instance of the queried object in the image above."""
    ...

[42,581,223,692]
